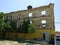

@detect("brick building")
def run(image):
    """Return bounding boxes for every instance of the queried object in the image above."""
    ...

[0,3,55,43]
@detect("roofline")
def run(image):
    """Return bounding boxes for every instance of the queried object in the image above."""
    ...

[6,3,54,14]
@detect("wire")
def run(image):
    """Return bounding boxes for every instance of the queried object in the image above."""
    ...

[55,22,60,24]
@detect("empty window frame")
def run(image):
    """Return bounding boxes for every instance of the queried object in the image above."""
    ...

[42,25,46,27]
[41,20,46,24]
[41,20,46,28]
[41,10,46,15]
[29,13,32,17]
[30,20,32,24]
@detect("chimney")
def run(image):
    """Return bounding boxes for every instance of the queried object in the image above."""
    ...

[49,3,54,8]
[27,5,32,10]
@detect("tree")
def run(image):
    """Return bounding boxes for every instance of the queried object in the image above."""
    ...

[0,12,6,31]
[21,19,30,33]
[28,24,36,33]
[19,18,36,33]
[19,19,36,40]
[4,22,11,32]
[0,12,10,39]
[10,20,17,32]
[0,12,11,32]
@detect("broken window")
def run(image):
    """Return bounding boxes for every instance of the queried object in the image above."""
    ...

[41,20,46,24]
[29,13,32,17]
[41,20,46,28]
[42,25,46,27]
[41,10,46,15]
[30,20,32,24]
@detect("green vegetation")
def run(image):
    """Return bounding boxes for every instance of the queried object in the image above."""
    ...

[0,12,11,32]
[17,19,36,33]
[0,12,36,33]
[0,12,6,31]
[28,24,36,33]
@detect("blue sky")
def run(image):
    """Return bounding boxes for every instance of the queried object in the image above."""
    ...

[0,0,60,31]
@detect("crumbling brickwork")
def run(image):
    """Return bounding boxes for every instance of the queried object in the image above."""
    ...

[6,3,55,30]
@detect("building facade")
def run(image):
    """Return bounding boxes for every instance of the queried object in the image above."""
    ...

[6,3,55,30]
[0,3,55,43]
[55,32,60,45]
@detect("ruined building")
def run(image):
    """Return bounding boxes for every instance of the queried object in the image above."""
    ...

[1,3,55,43]
[6,3,55,30]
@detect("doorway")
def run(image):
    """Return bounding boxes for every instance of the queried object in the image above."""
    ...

[43,33,45,40]
[42,32,50,42]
